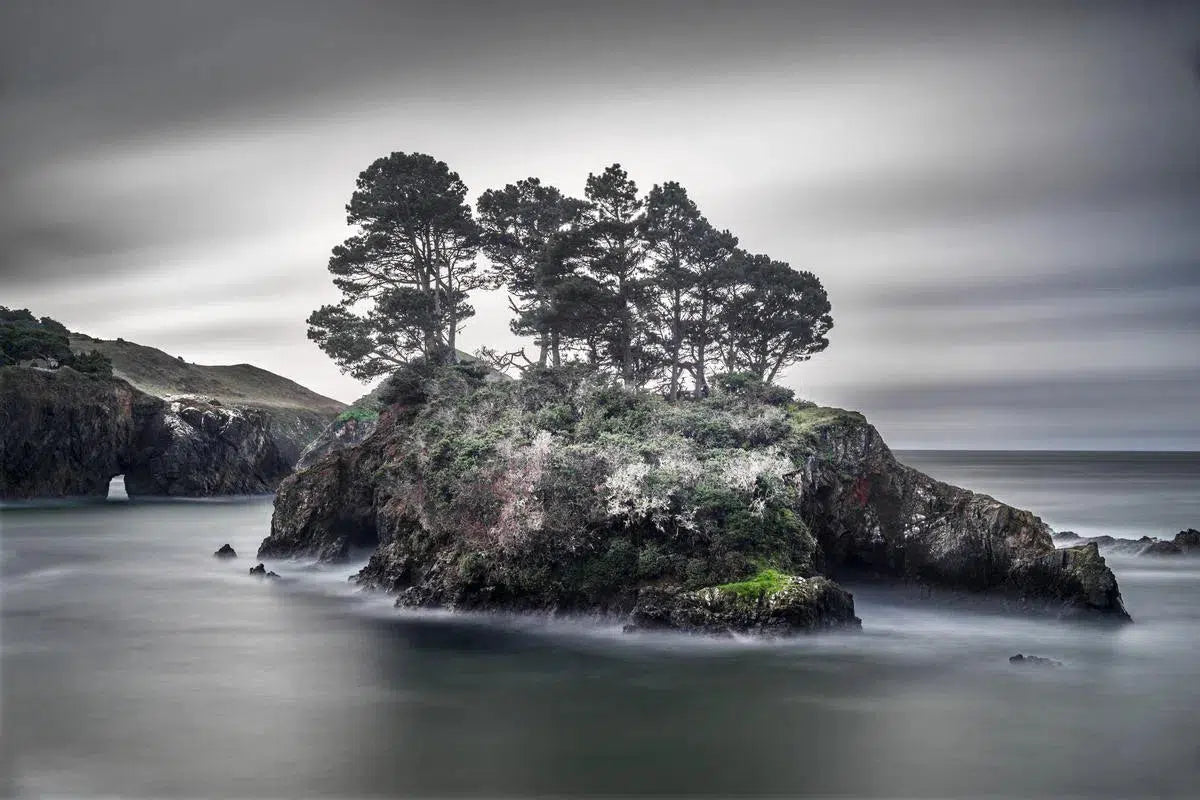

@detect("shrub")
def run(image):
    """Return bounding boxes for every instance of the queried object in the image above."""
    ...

[378,359,441,406]
[0,307,72,366]
[712,371,795,405]
[68,350,113,377]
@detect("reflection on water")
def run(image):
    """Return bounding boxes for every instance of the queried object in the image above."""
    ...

[2,452,1199,797]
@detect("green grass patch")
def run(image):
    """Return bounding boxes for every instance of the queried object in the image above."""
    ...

[717,568,791,598]
[337,407,380,423]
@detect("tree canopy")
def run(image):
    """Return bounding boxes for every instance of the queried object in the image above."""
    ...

[310,153,833,396]
[0,307,112,376]
[307,152,488,379]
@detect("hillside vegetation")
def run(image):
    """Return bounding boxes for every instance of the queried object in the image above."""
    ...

[68,334,344,413]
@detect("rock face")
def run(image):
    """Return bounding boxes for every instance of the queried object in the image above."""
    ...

[296,386,386,472]
[1,363,339,499]
[1,367,159,498]
[627,574,860,636]
[129,399,298,496]
[259,369,1131,631]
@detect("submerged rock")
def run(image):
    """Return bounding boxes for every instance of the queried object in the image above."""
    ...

[1009,653,1063,668]
[249,563,266,576]
[258,368,1131,632]
[213,543,237,559]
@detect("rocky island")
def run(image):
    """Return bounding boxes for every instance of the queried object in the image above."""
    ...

[259,366,1130,635]
[0,310,345,499]
[255,152,1131,636]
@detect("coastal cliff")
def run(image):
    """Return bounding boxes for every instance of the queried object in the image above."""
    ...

[0,335,344,499]
[0,367,156,497]
[259,367,1130,633]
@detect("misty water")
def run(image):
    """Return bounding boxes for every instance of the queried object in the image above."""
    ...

[3,453,1198,797]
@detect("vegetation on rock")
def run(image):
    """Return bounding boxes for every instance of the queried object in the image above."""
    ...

[261,366,1130,630]
[1,307,112,376]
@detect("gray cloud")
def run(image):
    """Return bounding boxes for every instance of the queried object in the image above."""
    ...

[2,0,1199,447]
[817,372,1200,450]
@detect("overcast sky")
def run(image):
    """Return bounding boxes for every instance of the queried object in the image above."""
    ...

[3,0,1198,449]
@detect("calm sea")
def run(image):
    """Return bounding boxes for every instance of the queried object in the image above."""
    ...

[2,452,1198,797]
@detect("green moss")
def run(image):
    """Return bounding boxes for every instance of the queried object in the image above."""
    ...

[785,403,864,433]
[718,568,791,598]
[337,407,380,423]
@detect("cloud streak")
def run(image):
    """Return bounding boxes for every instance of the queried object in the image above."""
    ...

[2,0,1198,448]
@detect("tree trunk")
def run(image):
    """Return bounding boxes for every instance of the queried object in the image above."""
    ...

[694,339,707,398]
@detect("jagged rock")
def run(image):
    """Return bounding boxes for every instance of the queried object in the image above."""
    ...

[249,563,267,576]
[128,399,291,496]
[213,543,237,559]
[259,368,1131,630]
[626,575,860,636]
[1174,529,1200,552]
[1142,540,1182,556]
[1010,653,1063,667]
[1051,529,1199,558]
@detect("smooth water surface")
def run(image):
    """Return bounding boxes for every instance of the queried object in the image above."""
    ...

[3,453,1199,797]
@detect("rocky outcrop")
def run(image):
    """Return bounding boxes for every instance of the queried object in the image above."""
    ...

[295,352,505,472]
[1173,529,1200,552]
[1,365,337,499]
[1051,529,1200,557]
[214,544,237,558]
[249,562,280,578]
[128,398,296,496]
[259,369,1131,632]
[0,367,159,498]
[790,416,1128,619]
[1010,653,1063,668]
[295,385,386,471]
[627,575,860,636]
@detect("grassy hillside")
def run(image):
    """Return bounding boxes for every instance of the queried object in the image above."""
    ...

[69,334,345,413]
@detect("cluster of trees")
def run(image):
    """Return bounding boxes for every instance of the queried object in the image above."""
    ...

[308,152,831,396]
[0,307,112,376]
